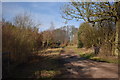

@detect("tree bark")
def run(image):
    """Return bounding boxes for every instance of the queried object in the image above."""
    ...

[114,19,120,56]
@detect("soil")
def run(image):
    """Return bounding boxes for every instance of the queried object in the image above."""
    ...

[56,48,118,78]
[3,47,118,79]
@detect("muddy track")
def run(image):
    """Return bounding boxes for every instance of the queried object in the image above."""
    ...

[57,48,118,78]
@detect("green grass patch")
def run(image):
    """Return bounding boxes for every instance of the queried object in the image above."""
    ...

[66,46,119,64]
[79,53,94,59]
[90,57,107,62]
[91,57,118,63]
[78,52,118,64]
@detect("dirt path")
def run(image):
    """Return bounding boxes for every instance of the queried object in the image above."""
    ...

[57,48,118,78]
[3,47,118,79]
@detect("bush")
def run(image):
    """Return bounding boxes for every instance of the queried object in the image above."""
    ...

[2,22,42,64]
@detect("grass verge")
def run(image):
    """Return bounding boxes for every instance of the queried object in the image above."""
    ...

[79,52,118,64]
[66,46,119,64]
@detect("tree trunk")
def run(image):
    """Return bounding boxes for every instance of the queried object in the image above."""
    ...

[114,19,120,56]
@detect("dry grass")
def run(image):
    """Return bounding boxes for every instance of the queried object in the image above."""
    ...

[3,48,63,78]
[39,48,62,56]
[65,45,93,54]
[40,70,61,78]
[65,46,118,64]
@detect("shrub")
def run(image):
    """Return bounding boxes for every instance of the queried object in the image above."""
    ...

[2,22,42,64]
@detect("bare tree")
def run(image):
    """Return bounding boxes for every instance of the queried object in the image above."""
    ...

[13,12,40,29]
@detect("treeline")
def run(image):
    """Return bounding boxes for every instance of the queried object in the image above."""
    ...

[78,21,116,56]
[41,25,78,48]
[62,1,120,56]
[2,13,78,64]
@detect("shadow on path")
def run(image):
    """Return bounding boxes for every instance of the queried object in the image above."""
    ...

[54,49,118,79]
[2,48,118,79]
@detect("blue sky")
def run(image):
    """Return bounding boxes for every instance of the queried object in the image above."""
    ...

[2,2,84,31]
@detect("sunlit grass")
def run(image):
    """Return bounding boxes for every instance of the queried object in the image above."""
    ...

[40,70,61,78]
[38,48,62,56]
[31,48,63,79]
[34,70,61,78]
[78,52,118,64]
[66,45,118,64]
[46,48,62,51]
[79,53,94,59]
[66,45,93,55]
[91,57,118,63]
